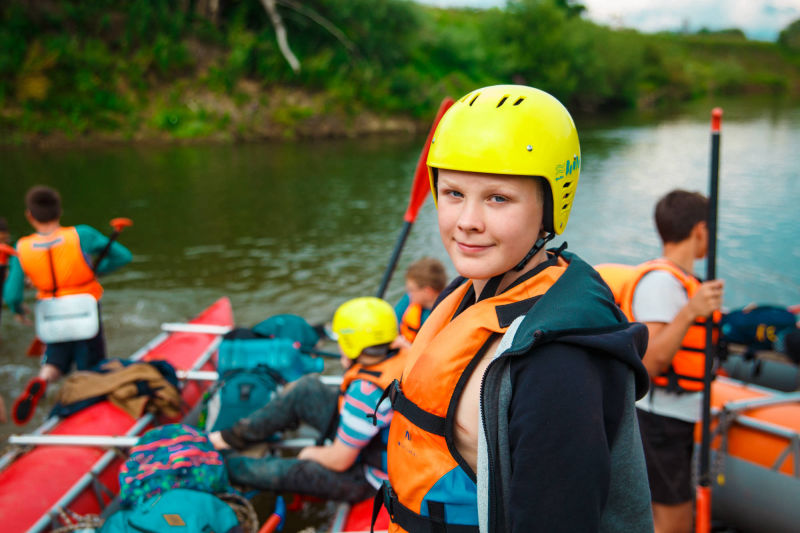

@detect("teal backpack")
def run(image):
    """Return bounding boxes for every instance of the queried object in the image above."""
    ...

[202,319,325,432]
[100,488,242,533]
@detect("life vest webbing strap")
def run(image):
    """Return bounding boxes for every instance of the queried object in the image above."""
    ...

[680,346,706,354]
[653,368,708,393]
[388,380,446,436]
[692,319,720,329]
[375,483,479,533]
[358,368,383,378]
[47,247,58,297]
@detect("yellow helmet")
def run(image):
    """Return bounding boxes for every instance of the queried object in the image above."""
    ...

[427,85,580,234]
[332,297,398,359]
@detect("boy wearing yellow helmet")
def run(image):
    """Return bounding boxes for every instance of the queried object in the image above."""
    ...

[380,86,653,532]
[209,297,407,502]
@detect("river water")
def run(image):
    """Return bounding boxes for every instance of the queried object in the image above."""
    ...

[1,96,799,528]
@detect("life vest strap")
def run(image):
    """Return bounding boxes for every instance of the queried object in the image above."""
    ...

[387,380,446,436]
[375,482,479,533]
[653,366,709,394]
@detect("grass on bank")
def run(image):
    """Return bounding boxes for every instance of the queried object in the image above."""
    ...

[1,0,799,144]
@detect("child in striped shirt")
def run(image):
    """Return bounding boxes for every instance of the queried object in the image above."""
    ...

[209,297,407,501]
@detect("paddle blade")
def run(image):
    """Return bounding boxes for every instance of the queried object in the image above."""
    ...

[26,337,46,357]
[403,97,455,223]
[0,243,16,266]
[110,217,133,232]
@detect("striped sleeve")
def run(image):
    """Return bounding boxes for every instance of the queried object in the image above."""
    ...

[336,378,393,449]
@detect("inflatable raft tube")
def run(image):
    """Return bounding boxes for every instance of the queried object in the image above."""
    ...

[696,376,800,532]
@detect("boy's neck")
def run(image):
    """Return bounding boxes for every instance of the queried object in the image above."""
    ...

[661,241,697,274]
[472,248,549,298]
[32,220,61,235]
[356,352,392,367]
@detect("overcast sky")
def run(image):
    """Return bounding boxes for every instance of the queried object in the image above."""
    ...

[416,0,800,41]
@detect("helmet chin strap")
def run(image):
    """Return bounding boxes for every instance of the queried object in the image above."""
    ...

[513,232,554,272]
[477,231,555,302]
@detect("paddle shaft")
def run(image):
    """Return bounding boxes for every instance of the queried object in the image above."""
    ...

[92,228,123,273]
[376,221,413,299]
[697,108,722,533]
[375,97,454,299]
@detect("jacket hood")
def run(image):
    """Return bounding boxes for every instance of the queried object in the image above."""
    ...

[507,250,650,399]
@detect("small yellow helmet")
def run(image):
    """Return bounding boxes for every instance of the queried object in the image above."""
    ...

[332,297,398,359]
[427,85,581,234]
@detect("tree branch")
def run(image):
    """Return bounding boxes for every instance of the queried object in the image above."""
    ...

[260,0,301,73]
[276,0,360,57]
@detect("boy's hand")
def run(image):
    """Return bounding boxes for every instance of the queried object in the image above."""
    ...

[14,312,32,326]
[688,279,725,318]
[391,335,412,351]
[297,445,323,462]
[208,431,230,450]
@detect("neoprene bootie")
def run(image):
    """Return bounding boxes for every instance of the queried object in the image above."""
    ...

[12,377,47,425]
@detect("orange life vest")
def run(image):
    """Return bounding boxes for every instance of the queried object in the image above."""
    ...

[384,260,566,533]
[16,227,103,301]
[399,302,423,343]
[338,348,409,412]
[595,259,720,392]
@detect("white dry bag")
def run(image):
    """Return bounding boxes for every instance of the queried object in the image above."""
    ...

[35,294,99,343]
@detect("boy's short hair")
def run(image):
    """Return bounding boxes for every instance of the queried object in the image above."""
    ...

[654,189,708,244]
[406,257,447,292]
[26,186,62,223]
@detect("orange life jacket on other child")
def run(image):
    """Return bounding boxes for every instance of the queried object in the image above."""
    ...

[384,260,566,533]
[338,349,409,411]
[399,303,423,343]
[16,226,103,301]
[595,259,720,392]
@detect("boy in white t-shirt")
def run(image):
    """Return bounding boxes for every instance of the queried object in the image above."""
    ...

[632,190,724,533]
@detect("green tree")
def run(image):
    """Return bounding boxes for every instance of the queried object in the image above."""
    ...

[778,18,800,51]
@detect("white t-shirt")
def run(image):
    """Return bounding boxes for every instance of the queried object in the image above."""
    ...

[633,269,702,423]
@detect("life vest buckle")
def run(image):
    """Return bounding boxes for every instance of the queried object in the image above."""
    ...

[367,380,399,427]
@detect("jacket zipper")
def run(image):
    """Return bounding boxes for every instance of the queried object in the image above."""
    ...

[479,329,543,530]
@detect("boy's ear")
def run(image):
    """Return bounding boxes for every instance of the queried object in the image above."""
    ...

[692,221,708,238]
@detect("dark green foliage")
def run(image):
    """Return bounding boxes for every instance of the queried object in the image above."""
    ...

[778,18,800,51]
[1,0,799,141]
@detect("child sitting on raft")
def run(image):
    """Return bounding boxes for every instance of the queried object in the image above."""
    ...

[393,256,447,349]
[209,297,407,502]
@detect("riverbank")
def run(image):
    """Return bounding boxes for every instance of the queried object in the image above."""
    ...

[2,1,800,148]
[1,83,423,149]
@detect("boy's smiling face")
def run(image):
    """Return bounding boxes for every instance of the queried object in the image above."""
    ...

[436,169,544,284]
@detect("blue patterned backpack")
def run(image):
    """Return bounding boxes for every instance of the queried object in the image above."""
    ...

[118,424,232,509]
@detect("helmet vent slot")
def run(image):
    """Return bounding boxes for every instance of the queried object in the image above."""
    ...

[563,181,572,188]
[496,96,509,108]
[562,192,570,199]
[513,97,525,106]
[562,203,569,210]
[469,93,481,106]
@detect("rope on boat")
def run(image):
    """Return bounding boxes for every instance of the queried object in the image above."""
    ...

[219,492,260,533]
[51,507,103,532]
[45,491,257,532]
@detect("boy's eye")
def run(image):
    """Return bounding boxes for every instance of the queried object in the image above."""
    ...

[490,195,507,203]
[442,189,463,199]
